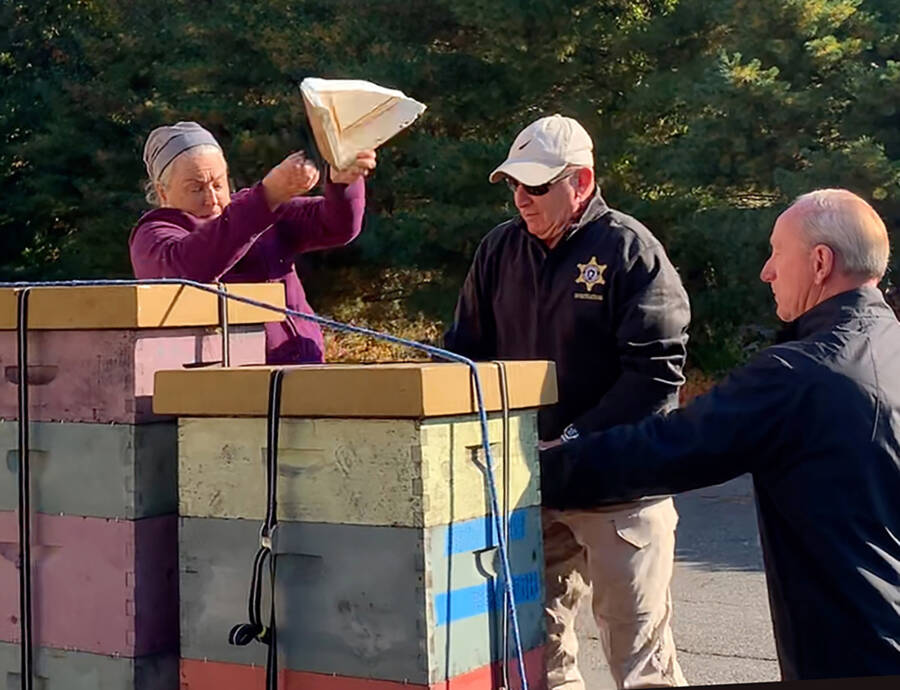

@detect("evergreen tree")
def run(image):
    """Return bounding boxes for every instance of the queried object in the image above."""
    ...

[2,1,898,368]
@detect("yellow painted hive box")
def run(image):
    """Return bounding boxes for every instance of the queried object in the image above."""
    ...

[154,362,557,527]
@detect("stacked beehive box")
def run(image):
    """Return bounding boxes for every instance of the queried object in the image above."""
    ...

[0,284,282,690]
[153,362,557,690]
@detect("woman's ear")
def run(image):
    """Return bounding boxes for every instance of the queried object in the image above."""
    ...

[155,182,168,206]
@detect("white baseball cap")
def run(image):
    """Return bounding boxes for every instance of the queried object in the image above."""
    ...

[489,114,594,185]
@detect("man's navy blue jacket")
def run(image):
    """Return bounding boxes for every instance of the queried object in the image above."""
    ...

[541,287,900,680]
[444,191,690,440]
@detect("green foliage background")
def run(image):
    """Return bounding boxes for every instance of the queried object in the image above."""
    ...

[3,0,899,370]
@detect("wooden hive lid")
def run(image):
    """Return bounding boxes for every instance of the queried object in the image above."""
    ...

[153,360,557,418]
[0,283,285,330]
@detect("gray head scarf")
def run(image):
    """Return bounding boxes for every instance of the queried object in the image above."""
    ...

[143,121,223,182]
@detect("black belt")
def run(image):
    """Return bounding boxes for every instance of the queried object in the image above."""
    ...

[229,368,285,690]
[16,288,35,690]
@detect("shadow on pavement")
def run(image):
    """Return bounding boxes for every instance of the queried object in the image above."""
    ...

[674,475,766,573]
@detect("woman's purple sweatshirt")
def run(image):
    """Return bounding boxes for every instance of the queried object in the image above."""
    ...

[129,179,365,363]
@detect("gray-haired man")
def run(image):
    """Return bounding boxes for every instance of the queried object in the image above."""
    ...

[542,189,900,681]
[445,115,690,688]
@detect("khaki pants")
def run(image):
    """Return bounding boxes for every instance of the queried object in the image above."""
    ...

[543,498,686,689]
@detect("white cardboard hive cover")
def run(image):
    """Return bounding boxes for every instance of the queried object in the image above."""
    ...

[300,77,427,170]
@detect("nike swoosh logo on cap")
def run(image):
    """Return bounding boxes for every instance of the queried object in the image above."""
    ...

[517,139,532,150]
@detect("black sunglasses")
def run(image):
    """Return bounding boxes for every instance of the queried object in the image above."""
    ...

[505,170,575,197]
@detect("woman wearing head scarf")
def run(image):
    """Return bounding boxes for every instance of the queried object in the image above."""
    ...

[129,121,376,363]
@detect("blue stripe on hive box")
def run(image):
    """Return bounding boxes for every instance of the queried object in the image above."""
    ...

[438,510,528,556]
[433,571,542,626]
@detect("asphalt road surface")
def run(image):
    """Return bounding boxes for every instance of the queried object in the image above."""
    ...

[576,475,781,688]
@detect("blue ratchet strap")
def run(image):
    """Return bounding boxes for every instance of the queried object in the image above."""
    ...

[491,360,514,689]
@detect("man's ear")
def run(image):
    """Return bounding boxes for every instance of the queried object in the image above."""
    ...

[812,244,836,285]
[575,167,594,201]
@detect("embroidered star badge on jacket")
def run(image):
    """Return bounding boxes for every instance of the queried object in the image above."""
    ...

[575,256,607,292]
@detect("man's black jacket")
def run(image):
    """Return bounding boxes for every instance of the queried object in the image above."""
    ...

[444,191,690,440]
[541,287,900,680]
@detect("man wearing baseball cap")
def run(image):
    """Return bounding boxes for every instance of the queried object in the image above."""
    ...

[445,115,690,688]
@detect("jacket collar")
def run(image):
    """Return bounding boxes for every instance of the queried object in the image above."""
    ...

[776,285,894,343]
[135,205,205,230]
[564,187,610,241]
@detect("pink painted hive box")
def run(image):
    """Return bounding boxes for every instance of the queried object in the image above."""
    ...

[0,284,283,424]
[0,512,177,657]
